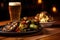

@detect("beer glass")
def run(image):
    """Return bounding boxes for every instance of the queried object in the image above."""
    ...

[9,2,21,21]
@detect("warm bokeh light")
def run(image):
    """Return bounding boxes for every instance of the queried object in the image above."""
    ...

[52,6,57,13]
[38,0,42,4]
[1,3,4,7]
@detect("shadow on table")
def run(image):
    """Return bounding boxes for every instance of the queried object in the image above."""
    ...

[48,24,60,28]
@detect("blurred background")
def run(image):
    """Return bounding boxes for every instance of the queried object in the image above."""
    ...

[0,0,60,21]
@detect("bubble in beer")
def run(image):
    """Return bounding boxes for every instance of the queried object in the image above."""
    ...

[9,2,21,6]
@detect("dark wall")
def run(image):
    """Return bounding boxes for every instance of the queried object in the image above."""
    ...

[0,2,9,21]
[21,0,38,17]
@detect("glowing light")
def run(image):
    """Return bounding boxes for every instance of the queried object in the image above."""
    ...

[52,6,57,12]
[38,0,42,4]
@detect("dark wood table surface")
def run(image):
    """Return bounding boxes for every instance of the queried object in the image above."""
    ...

[0,20,60,40]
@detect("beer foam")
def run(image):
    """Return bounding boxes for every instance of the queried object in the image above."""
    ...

[9,2,21,6]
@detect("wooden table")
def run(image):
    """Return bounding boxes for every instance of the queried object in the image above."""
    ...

[0,20,11,26]
[0,20,60,40]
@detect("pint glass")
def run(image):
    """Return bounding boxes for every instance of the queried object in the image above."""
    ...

[9,2,21,21]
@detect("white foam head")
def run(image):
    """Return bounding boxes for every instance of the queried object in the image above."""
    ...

[9,2,21,6]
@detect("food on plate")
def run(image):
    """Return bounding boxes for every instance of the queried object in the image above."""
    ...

[16,18,41,32]
[2,17,42,32]
[35,11,54,23]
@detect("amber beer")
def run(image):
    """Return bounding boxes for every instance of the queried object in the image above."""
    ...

[9,2,21,21]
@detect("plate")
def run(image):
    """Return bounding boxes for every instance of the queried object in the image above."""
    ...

[40,21,56,27]
[0,25,42,36]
